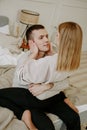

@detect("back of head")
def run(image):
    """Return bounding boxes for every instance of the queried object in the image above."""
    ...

[57,21,83,71]
[26,24,45,43]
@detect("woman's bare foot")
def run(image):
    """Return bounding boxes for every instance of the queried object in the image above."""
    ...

[21,110,38,130]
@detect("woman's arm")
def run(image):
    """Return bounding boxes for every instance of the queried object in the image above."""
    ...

[28,83,54,96]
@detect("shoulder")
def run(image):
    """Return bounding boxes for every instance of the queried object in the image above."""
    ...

[17,51,30,64]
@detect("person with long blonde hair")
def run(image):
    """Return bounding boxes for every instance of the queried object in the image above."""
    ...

[0,22,82,130]
[56,22,82,71]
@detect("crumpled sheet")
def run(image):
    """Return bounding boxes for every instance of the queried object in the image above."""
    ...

[0,107,28,130]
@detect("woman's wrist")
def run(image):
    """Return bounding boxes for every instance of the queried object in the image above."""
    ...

[41,83,54,91]
[29,51,38,59]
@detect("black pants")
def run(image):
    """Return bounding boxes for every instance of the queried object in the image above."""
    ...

[0,88,81,130]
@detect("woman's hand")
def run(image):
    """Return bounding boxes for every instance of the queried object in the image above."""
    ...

[64,98,79,113]
[28,83,54,96]
[46,42,54,56]
[29,40,38,59]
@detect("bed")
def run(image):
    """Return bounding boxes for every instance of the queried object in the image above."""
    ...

[0,32,87,130]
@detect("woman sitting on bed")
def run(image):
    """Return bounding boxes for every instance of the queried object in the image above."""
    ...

[0,21,82,130]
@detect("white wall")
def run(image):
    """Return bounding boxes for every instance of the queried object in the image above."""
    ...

[0,0,87,50]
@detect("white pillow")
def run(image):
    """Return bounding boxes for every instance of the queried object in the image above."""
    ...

[0,25,10,35]
[0,33,22,54]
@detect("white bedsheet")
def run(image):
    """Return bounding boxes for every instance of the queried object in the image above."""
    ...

[0,46,23,65]
[76,104,87,113]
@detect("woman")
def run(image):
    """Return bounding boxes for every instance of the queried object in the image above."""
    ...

[0,21,82,130]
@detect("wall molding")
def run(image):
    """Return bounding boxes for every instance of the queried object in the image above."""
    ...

[63,4,87,9]
[25,0,57,4]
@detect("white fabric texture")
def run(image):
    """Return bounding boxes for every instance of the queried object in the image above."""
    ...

[0,46,17,65]
[0,33,22,54]
[13,51,71,99]
[0,25,10,34]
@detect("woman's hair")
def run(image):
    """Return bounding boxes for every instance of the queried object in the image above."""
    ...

[56,21,83,71]
[26,24,45,43]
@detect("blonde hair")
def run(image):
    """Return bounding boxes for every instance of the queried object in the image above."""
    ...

[56,21,83,71]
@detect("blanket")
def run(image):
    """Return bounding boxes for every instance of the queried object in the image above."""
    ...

[64,51,87,105]
[0,51,87,130]
[0,65,28,130]
[0,107,28,130]
[0,65,15,88]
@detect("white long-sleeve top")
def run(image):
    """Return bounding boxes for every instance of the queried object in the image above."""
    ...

[12,51,71,99]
